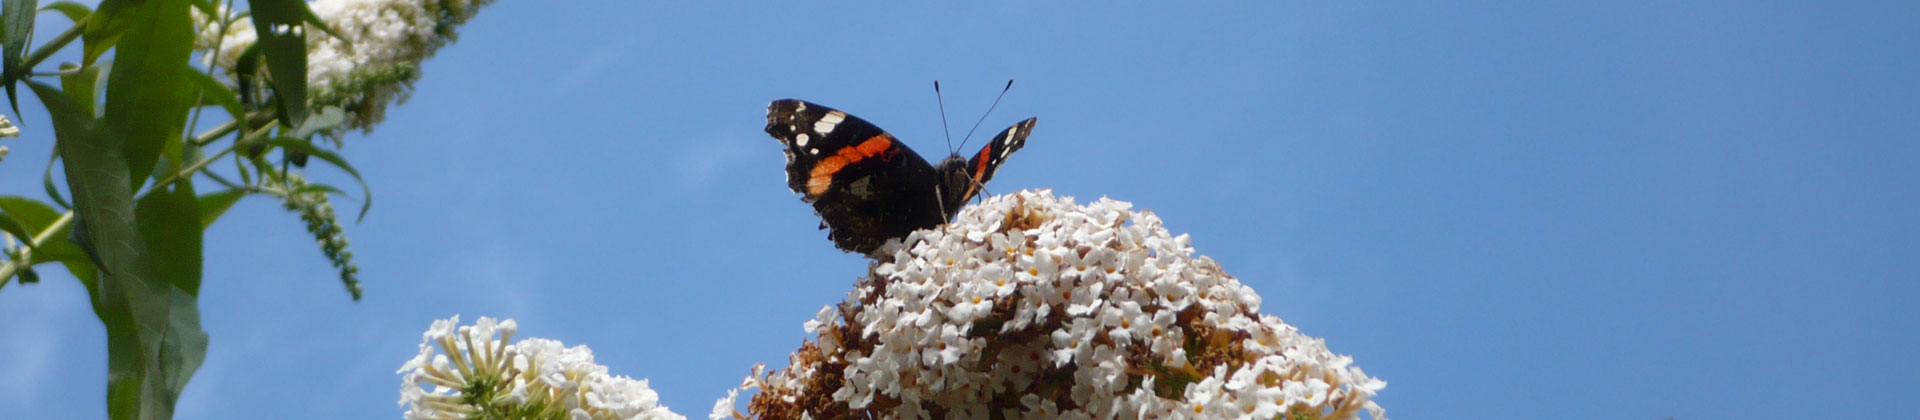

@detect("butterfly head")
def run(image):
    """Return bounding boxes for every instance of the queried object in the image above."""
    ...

[933,154,979,219]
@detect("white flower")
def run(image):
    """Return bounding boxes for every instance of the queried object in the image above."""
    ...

[709,389,742,420]
[195,0,497,133]
[397,316,687,420]
[731,189,1388,419]
[0,115,19,138]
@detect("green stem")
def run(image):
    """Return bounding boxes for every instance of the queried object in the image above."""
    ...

[153,123,270,189]
[185,0,244,146]
[22,21,84,72]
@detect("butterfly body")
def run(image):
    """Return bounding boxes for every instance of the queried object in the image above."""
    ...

[765,99,1036,255]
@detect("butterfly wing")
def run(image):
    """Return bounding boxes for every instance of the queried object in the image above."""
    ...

[949,118,1038,209]
[765,99,950,254]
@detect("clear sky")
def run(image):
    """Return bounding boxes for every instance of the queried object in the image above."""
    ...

[3,2,1917,419]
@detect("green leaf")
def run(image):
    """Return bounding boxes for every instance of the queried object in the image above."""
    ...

[0,196,62,235]
[41,1,91,24]
[288,182,345,197]
[297,1,340,41]
[246,0,312,127]
[259,137,373,221]
[136,181,209,405]
[16,266,38,283]
[194,188,244,229]
[83,0,136,66]
[28,81,121,269]
[0,196,83,268]
[231,42,261,107]
[0,197,100,298]
[43,152,71,210]
[105,281,209,420]
[31,78,142,420]
[38,60,105,212]
[289,106,344,139]
[59,62,99,117]
[33,78,203,420]
[186,68,244,123]
[137,177,201,297]
[2,0,36,117]
[156,287,207,405]
[103,0,196,190]
[0,211,31,250]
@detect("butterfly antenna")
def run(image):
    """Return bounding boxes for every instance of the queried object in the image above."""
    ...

[956,79,1014,151]
[935,80,954,152]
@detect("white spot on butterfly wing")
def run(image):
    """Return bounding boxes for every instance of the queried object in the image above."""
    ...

[999,126,1020,160]
[796,133,810,146]
[815,111,846,135]
[809,147,820,155]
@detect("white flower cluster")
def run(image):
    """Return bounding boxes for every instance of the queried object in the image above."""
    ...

[725,190,1386,420]
[195,0,495,132]
[399,316,687,420]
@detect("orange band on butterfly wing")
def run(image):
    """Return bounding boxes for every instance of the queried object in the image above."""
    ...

[961,144,995,200]
[806,134,897,196]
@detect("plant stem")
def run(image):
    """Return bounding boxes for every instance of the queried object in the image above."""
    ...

[22,22,84,72]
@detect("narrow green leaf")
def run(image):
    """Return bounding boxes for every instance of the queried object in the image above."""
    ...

[0,196,62,233]
[186,69,243,123]
[234,151,252,185]
[2,0,36,117]
[34,238,87,266]
[41,1,91,23]
[43,152,71,210]
[34,78,204,420]
[103,0,196,190]
[0,211,31,249]
[131,170,209,420]
[289,106,344,139]
[288,182,345,197]
[231,42,261,108]
[156,287,207,406]
[194,188,244,229]
[246,0,310,127]
[136,178,201,298]
[0,196,100,300]
[39,59,104,213]
[140,183,211,404]
[0,196,83,271]
[28,81,123,269]
[259,138,372,221]
[83,0,135,66]
[32,78,146,420]
[297,1,340,40]
[59,63,98,117]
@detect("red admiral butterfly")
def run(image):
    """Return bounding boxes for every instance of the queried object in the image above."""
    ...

[765,99,1036,255]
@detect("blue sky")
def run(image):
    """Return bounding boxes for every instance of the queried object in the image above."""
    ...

[3,1,1917,418]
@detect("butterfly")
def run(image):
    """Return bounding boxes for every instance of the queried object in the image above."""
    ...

[764,99,1035,255]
